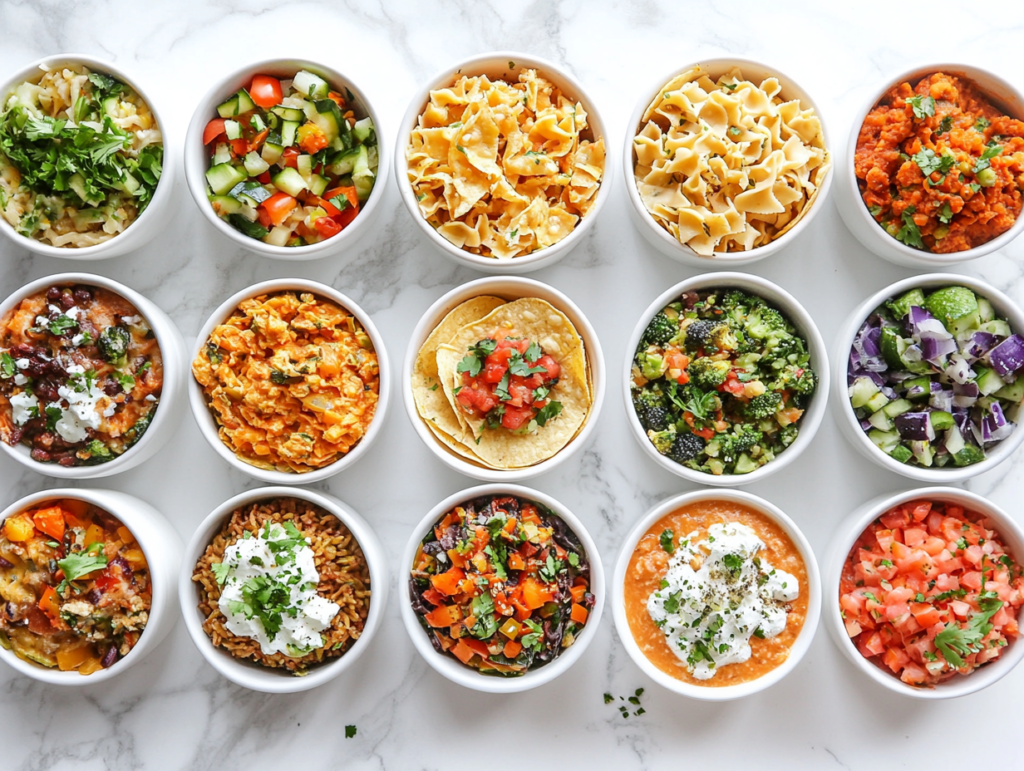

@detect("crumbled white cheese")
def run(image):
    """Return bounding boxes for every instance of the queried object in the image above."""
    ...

[14,374,27,386]
[71,333,85,346]
[50,379,106,443]
[10,392,39,426]
[120,315,141,325]
[65,363,85,375]
[144,394,156,402]
[14,358,29,369]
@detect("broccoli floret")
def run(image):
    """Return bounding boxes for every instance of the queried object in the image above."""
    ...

[744,307,786,339]
[667,432,705,463]
[744,391,783,419]
[685,319,735,352]
[649,428,677,455]
[98,324,131,367]
[641,311,678,348]
[761,335,805,367]
[633,389,670,432]
[687,357,731,390]
[780,425,799,447]
[772,365,818,396]
[718,424,763,464]
[720,290,758,311]
[124,410,153,447]
[81,439,113,464]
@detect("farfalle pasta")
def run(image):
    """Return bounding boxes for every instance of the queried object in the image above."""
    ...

[406,69,604,259]
[632,66,830,256]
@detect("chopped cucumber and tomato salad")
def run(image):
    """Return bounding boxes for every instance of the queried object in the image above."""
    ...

[840,499,1023,687]
[848,285,1024,468]
[631,289,817,475]
[202,70,378,247]
[410,494,593,676]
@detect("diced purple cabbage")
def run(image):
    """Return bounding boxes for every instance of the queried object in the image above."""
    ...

[852,321,887,373]
[920,331,957,364]
[895,412,934,441]
[860,418,874,432]
[989,334,1024,377]
[982,402,1015,443]
[965,331,1000,361]
[945,356,975,385]
[909,306,938,334]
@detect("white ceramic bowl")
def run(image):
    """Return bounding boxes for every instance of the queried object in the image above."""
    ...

[400,483,604,693]
[0,487,182,685]
[178,486,387,694]
[402,276,604,481]
[0,272,187,479]
[835,63,1024,268]
[623,58,832,268]
[188,278,389,485]
[832,273,1024,483]
[184,58,388,261]
[824,487,1024,699]
[394,51,612,274]
[0,54,175,260]
[624,272,829,486]
[612,489,820,701]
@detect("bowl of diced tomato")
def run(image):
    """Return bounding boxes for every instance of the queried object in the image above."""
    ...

[185,59,387,260]
[825,487,1024,699]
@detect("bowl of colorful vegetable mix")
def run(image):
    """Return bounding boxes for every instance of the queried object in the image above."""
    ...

[185,59,386,260]
[625,273,829,485]
[835,275,1024,481]
[401,484,603,693]
[0,54,173,260]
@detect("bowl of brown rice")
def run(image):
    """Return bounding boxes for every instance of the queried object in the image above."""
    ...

[178,486,387,693]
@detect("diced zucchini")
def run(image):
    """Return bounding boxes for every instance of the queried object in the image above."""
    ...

[849,377,880,409]
[890,444,914,464]
[243,152,270,177]
[212,143,232,166]
[868,429,902,453]
[950,312,981,336]
[209,195,242,216]
[236,89,256,114]
[281,120,299,147]
[271,167,307,198]
[271,105,305,122]
[261,142,284,165]
[864,392,889,413]
[929,411,955,432]
[353,117,374,143]
[216,94,239,119]
[308,174,329,197]
[293,70,330,100]
[974,366,1006,396]
[868,409,893,431]
[238,183,271,205]
[224,120,242,140]
[206,163,247,196]
[882,398,914,418]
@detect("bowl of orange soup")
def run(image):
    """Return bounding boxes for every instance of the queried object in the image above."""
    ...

[612,489,820,700]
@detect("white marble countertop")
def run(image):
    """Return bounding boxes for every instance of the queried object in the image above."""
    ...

[3,1,1024,768]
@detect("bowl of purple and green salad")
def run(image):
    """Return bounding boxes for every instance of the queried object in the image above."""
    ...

[835,275,1024,480]
[625,273,830,486]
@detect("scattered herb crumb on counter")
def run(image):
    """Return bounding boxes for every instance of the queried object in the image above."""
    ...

[840,499,1023,687]
[604,687,646,718]
[624,498,807,686]
[631,288,817,475]
[191,290,379,473]
[848,284,1023,468]
[0,65,163,247]
[0,283,162,466]
[410,494,594,676]
[192,497,370,672]
[406,69,604,258]
[0,498,151,674]
[855,72,1024,253]
[203,69,378,246]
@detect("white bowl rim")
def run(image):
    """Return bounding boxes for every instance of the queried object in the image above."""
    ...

[622,56,833,264]
[611,488,821,700]
[840,61,1024,264]
[183,57,389,261]
[832,272,1024,482]
[622,271,830,486]
[177,485,386,694]
[825,486,1024,699]
[0,53,174,260]
[393,50,612,271]
[0,271,182,479]
[400,275,605,481]
[398,482,605,693]
[187,277,389,484]
[0,487,173,684]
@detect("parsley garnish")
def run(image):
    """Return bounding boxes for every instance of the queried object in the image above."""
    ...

[895,205,924,249]
[974,116,990,132]
[907,95,936,119]
[973,142,1003,174]
[0,352,14,379]
[934,595,1003,667]
[659,529,674,554]
[534,400,562,427]
[868,205,882,217]
[328,194,351,212]
[935,115,953,135]
[212,561,231,585]
[345,725,357,739]
[58,542,107,581]
[722,553,743,577]
[48,315,78,335]
[663,591,682,614]
[913,148,955,178]
[938,201,953,224]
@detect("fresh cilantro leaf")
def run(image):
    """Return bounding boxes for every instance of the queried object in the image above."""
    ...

[58,545,108,581]
[345,725,357,739]
[456,355,482,377]
[524,341,542,363]
[722,553,743,576]
[495,370,511,402]
[938,201,953,224]
[935,115,953,135]
[868,205,882,217]
[212,561,231,585]
[913,148,955,177]
[753,627,765,639]
[48,314,78,335]
[508,352,546,377]
[934,596,1003,667]
[663,591,682,614]
[895,205,925,249]
[470,339,497,358]
[45,405,62,431]
[534,400,562,426]
[113,371,135,391]
[973,143,1003,174]
[907,95,936,119]
[0,352,14,379]
[603,693,614,704]
[660,529,675,554]
[974,116,990,132]
[328,194,350,212]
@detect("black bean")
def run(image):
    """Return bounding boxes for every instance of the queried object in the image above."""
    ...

[30,448,51,462]
[100,646,119,668]
[86,588,102,604]
[72,288,93,305]
[58,292,75,311]
[46,286,61,302]
[102,379,121,396]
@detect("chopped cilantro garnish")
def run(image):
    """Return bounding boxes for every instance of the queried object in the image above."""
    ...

[660,529,675,554]
[345,725,357,739]
[895,206,925,249]
[58,542,108,581]
[907,95,936,119]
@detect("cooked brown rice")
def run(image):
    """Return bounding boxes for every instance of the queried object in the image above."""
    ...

[192,497,370,672]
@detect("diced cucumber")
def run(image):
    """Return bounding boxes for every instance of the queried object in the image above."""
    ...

[267,112,280,130]
[281,120,299,147]
[887,289,926,319]
[271,167,307,197]
[209,195,242,216]
[953,444,985,467]
[890,444,914,463]
[868,429,902,452]
[311,100,343,142]
[296,154,313,181]
[981,319,1012,337]
[236,89,256,114]
[352,144,374,201]
[950,312,981,336]
[868,409,893,431]
[308,174,329,197]
[882,398,914,418]
[229,213,268,239]
[216,94,239,119]
[243,152,270,177]
[903,375,933,399]
[250,114,266,133]
[236,193,259,208]
[327,147,360,176]
[206,163,247,196]
[353,117,374,143]
[261,142,284,165]
[266,225,292,247]
[880,327,907,370]
[224,120,242,140]
[237,183,271,205]
[212,143,232,166]
[67,173,100,205]
[864,392,890,413]
[271,105,305,122]
[978,297,995,323]
[367,144,379,171]
[849,376,880,409]
[911,441,934,467]
[975,366,1005,396]
[945,425,966,455]
[293,70,330,100]
[929,411,955,432]
[995,379,1024,402]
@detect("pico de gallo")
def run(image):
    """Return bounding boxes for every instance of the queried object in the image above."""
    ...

[202,70,378,247]
[0,498,151,675]
[454,330,564,434]
[840,498,1024,687]
[410,494,594,676]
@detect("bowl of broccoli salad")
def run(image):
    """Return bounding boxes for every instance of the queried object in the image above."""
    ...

[627,279,826,482]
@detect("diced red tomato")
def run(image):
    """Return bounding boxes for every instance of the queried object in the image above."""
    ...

[501,405,535,431]
[260,192,297,227]
[249,75,283,109]
[313,216,342,239]
[203,118,227,145]
[282,146,301,168]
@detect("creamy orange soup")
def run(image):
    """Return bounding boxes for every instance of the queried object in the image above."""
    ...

[624,499,807,686]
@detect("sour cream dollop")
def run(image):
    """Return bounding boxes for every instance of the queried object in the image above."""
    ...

[217,522,340,657]
[647,522,798,680]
